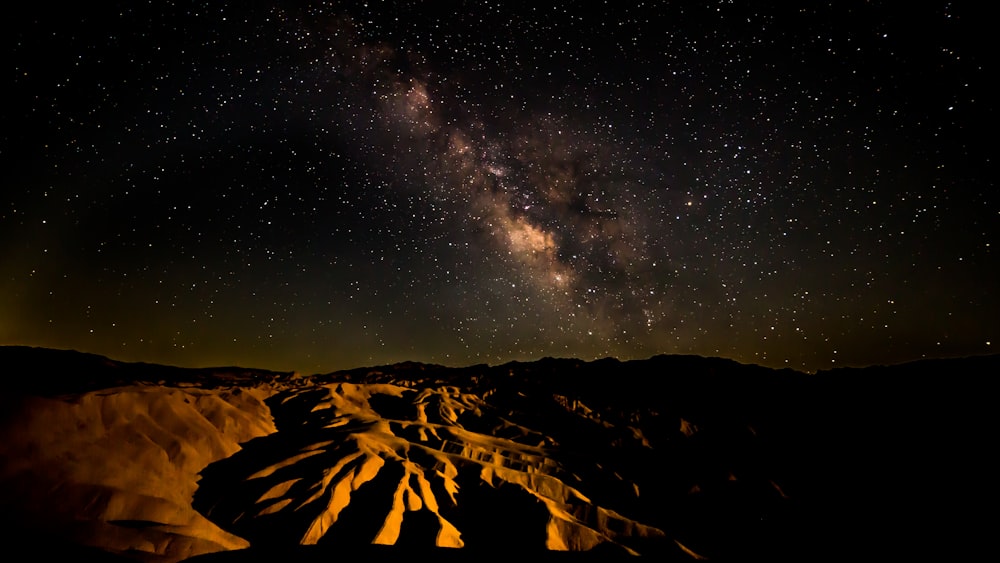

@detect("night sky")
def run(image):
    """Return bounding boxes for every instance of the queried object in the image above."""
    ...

[3,1,996,374]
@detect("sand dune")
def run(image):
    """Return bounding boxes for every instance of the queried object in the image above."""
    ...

[0,385,276,561]
[2,347,996,561]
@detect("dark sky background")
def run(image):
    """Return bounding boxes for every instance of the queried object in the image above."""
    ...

[3,1,996,374]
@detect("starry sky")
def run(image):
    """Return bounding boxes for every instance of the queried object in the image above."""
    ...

[3,1,996,374]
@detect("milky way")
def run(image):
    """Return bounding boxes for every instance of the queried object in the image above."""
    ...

[3,2,996,373]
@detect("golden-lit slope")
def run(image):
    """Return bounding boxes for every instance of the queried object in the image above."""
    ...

[0,384,277,562]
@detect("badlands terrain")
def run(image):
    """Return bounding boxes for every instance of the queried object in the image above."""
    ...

[0,346,995,561]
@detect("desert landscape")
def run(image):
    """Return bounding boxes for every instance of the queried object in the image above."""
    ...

[6,3,996,561]
[1,346,994,561]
